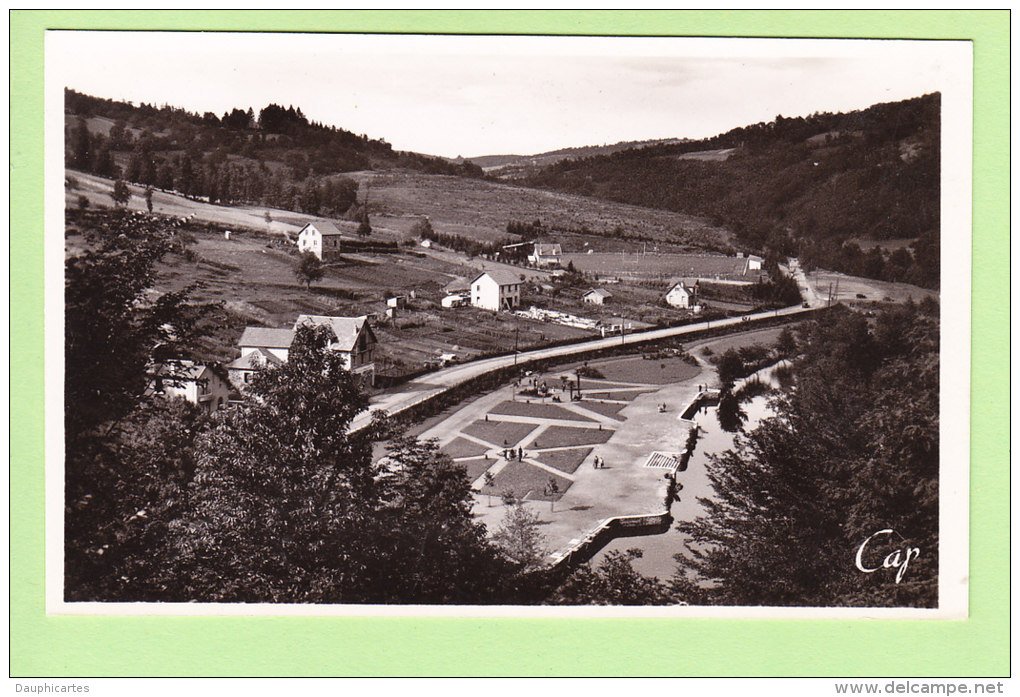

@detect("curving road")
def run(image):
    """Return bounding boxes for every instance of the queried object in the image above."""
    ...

[350,300,816,432]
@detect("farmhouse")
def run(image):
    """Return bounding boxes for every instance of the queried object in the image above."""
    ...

[529,243,562,267]
[237,326,295,362]
[148,361,232,414]
[745,254,763,272]
[470,270,522,312]
[582,288,613,305]
[296,220,346,260]
[665,280,700,308]
[294,314,378,386]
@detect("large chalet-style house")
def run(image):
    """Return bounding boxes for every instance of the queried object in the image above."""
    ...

[296,220,346,260]
[294,314,378,387]
[665,280,700,309]
[470,270,522,312]
[528,243,562,267]
[148,361,233,414]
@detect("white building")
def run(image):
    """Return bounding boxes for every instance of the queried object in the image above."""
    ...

[294,314,378,386]
[470,270,522,312]
[442,294,466,308]
[582,288,613,305]
[528,243,562,267]
[149,361,232,414]
[746,254,764,272]
[296,220,346,260]
[226,348,284,389]
[665,280,700,308]
[237,326,295,362]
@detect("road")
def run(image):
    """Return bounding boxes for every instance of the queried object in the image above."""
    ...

[350,301,815,431]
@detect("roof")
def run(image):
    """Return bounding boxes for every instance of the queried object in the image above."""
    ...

[472,269,522,287]
[238,326,295,349]
[226,348,284,370]
[302,220,344,236]
[294,314,375,352]
[584,288,613,299]
[533,243,562,255]
[154,360,205,380]
[667,280,698,294]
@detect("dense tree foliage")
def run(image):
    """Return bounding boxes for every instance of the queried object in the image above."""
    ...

[294,251,325,290]
[678,303,939,607]
[525,94,940,289]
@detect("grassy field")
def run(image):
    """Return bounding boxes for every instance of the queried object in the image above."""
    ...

[530,426,614,449]
[461,420,538,448]
[345,170,732,250]
[560,251,757,281]
[488,460,572,502]
[534,447,593,475]
[440,437,491,459]
[588,355,702,385]
[489,401,596,422]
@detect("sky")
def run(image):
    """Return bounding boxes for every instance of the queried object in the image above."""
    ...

[49,32,964,159]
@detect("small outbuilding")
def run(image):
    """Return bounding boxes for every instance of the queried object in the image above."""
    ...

[582,288,613,305]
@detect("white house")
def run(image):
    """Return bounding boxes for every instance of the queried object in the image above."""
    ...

[528,243,562,267]
[746,254,764,272]
[470,270,522,312]
[294,314,378,386]
[665,280,700,308]
[296,220,346,260]
[149,361,232,414]
[582,288,613,305]
[237,326,295,362]
[226,348,284,389]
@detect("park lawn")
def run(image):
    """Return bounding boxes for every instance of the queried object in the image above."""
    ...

[592,355,702,385]
[533,447,593,475]
[462,420,538,448]
[440,437,491,459]
[490,460,572,502]
[574,401,627,418]
[489,401,596,422]
[532,425,615,449]
[457,458,495,484]
[575,389,649,402]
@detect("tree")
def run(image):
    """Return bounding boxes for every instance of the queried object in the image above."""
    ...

[111,179,131,207]
[483,471,496,506]
[491,498,545,572]
[294,251,324,290]
[144,186,154,213]
[64,211,212,599]
[677,305,939,607]
[548,550,677,605]
[155,324,379,602]
[410,216,434,240]
[357,209,372,237]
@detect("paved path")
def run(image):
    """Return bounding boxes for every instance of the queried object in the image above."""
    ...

[412,331,782,562]
[351,302,814,432]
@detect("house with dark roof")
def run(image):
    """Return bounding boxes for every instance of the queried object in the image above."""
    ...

[528,243,562,267]
[470,269,522,312]
[665,279,700,308]
[582,288,613,305]
[148,361,232,414]
[294,314,377,386]
[297,220,346,260]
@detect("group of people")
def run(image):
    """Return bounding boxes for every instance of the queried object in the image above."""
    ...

[503,446,525,461]
[592,455,606,469]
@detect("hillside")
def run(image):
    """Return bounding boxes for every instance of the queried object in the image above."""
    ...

[521,94,941,289]
[63,88,484,220]
[455,137,688,175]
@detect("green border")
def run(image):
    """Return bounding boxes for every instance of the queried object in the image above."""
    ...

[10,10,1009,677]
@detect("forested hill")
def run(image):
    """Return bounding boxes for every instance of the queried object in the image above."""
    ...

[63,89,483,216]
[523,94,941,289]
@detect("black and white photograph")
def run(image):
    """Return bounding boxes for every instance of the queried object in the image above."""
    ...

[46,32,971,616]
